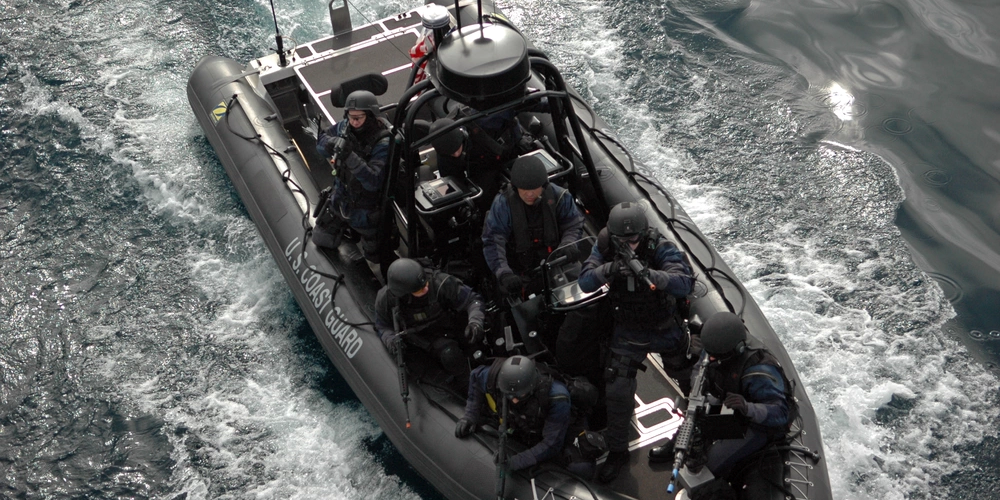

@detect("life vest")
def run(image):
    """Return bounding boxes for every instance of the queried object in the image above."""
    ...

[505,185,561,270]
[337,118,392,210]
[486,358,555,445]
[705,345,799,433]
[607,231,677,329]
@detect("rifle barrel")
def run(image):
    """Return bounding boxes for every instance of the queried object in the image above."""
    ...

[495,396,509,500]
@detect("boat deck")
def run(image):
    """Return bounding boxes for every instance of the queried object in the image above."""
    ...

[290,10,424,125]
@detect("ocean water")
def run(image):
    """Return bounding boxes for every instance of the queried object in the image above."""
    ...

[1,0,997,499]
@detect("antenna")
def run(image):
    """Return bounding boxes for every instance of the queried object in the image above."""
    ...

[454,0,462,31]
[268,0,287,67]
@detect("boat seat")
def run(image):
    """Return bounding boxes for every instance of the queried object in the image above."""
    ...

[328,72,389,105]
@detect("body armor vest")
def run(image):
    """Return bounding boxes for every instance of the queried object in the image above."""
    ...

[607,233,676,329]
[486,358,554,444]
[338,118,392,210]
[506,185,560,271]
[459,109,521,163]
[396,269,451,332]
[706,346,798,432]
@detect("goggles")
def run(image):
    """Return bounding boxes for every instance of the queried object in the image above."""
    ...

[613,234,642,245]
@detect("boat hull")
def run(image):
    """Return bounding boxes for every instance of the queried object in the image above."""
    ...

[186,2,831,498]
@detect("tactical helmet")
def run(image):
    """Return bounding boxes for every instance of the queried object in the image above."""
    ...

[343,90,381,116]
[607,202,648,238]
[496,356,538,399]
[386,258,427,297]
[700,312,747,357]
[509,155,548,190]
[429,118,466,156]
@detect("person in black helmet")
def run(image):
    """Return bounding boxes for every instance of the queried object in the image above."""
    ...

[647,312,793,481]
[455,355,595,477]
[428,116,509,211]
[375,258,486,385]
[428,117,469,179]
[481,155,584,299]
[578,201,696,483]
[313,90,391,267]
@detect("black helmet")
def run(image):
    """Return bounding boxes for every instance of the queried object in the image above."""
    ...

[386,258,427,297]
[344,90,381,116]
[510,155,548,190]
[429,118,466,156]
[700,312,747,357]
[496,356,538,399]
[607,202,648,238]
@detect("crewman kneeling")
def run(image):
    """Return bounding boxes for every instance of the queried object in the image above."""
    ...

[375,258,485,391]
[455,356,600,479]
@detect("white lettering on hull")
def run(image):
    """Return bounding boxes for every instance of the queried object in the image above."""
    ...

[284,237,364,358]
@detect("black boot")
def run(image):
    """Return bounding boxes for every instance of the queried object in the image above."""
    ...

[648,437,675,463]
[597,450,630,483]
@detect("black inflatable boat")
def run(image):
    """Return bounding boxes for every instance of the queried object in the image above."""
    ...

[186,1,832,499]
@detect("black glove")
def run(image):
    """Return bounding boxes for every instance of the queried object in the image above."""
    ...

[455,418,476,438]
[688,334,703,358]
[464,322,484,345]
[724,393,748,415]
[596,262,614,281]
[498,272,523,297]
[381,332,401,354]
[561,245,581,263]
[596,228,612,259]
[493,447,507,466]
[324,135,352,162]
[507,452,532,471]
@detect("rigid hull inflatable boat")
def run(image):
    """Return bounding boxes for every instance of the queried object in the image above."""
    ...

[187,1,832,499]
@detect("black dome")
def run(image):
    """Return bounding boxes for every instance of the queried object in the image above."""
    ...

[429,23,530,110]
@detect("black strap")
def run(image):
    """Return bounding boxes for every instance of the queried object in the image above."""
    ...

[607,353,647,379]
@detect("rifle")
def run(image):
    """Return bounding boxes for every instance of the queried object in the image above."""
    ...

[495,395,510,500]
[615,241,655,291]
[392,308,412,429]
[667,353,710,495]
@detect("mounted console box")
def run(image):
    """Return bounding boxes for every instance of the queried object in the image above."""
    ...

[415,176,480,213]
[521,148,572,184]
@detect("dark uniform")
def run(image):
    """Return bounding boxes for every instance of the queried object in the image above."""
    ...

[579,224,694,482]
[649,311,794,486]
[313,98,391,263]
[482,182,583,297]
[374,267,484,378]
[458,357,599,478]
[700,342,792,477]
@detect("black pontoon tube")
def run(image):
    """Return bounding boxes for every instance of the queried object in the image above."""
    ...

[529,56,608,218]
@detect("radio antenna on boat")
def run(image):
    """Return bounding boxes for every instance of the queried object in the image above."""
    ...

[268,0,287,67]
[454,0,462,31]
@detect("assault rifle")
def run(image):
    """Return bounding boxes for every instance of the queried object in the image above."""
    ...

[667,353,711,495]
[615,240,655,291]
[391,308,412,429]
[324,127,351,172]
[495,395,510,500]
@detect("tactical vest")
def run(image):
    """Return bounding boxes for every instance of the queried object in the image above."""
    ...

[607,232,677,329]
[458,108,522,163]
[706,346,798,432]
[338,118,392,210]
[505,185,561,270]
[396,269,451,332]
[486,358,554,444]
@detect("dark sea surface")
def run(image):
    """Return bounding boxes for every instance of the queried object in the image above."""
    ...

[1,0,997,498]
